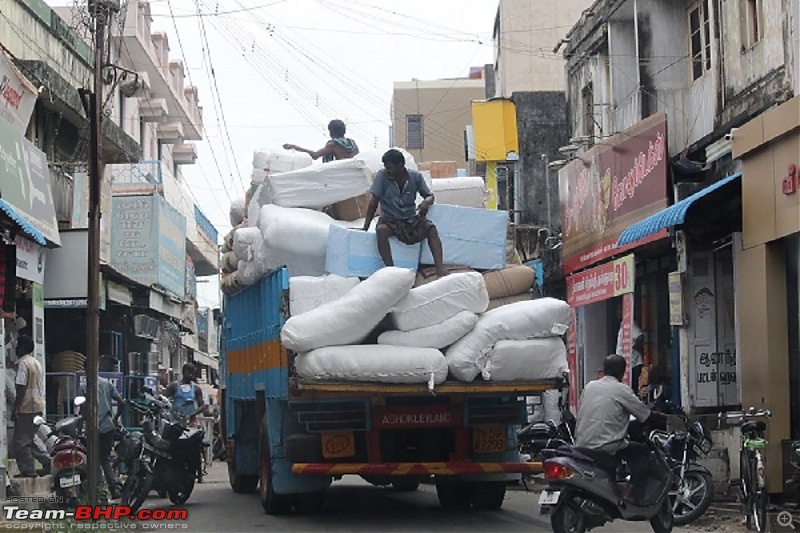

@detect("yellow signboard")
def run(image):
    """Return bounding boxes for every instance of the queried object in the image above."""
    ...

[471,99,519,162]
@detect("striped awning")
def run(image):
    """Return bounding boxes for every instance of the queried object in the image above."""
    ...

[0,199,46,245]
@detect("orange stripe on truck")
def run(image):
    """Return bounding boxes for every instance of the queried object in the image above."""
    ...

[291,462,544,476]
[227,339,286,374]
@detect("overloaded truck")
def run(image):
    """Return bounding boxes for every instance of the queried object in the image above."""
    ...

[221,266,567,514]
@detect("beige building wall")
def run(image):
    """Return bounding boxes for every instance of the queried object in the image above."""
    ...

[494,0,593,96]
[391,79,485,164]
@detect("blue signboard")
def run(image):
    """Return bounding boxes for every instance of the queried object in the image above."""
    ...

[156,195,187,297]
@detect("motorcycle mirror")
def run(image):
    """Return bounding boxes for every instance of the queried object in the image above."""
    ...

[74,396,87,407]
[33,415,46,426]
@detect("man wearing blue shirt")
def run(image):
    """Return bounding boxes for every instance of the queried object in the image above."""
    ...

[362,149,447,278]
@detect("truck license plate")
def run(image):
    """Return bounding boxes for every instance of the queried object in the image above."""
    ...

[473,426,505,453]
[538,489,560,506]
[59,474,81,488]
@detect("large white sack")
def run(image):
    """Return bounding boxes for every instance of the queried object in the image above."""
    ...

[481,338,568,382]
[431,177,489,208]
[378,311,477,349]
[391,272,489,331]
[237,259,262,286]
[253,148,313,174]
[289,275,361,316]
[445,298,571,382]
[232,227,263,262]
[266,159,371,209]
[356,147,419,176]
[281,267,416,352]
[230,199,246,227]
[295,345,448,389]
[247,184,273,228]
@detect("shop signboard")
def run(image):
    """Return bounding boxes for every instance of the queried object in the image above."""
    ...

[14,234,45,284]
[566,254,635,307]
[559,113,670,274]
[110,195,186,297]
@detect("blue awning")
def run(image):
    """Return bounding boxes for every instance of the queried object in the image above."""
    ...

[0,199,47,245]
[617,172,741,247]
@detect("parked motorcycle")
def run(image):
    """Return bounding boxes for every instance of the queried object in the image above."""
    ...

[539,428,674,533]
[650,408,714,526]
[34,396,88,507]
[518,409,575,463]
[121,390,206,512]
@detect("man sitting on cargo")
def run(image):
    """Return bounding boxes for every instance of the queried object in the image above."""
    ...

[283,119,359,162]
[362,148,448,278]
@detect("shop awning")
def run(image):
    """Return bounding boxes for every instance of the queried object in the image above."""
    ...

[193,350,219,371]
[0,199,47,246]
[617,172,742,247]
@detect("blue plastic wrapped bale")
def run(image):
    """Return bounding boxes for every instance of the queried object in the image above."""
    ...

[419,204,508,270]
[325,224,421,278]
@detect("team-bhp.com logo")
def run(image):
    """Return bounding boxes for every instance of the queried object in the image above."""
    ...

[4,505,187,523]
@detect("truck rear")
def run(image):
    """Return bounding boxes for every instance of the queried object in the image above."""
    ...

[221,267,564,514]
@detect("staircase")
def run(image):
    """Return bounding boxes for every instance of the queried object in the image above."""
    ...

[3,459,54,512]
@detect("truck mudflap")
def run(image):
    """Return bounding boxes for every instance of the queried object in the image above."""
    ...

[292,461,543,476]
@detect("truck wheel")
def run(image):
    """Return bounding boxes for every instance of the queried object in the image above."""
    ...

[471,481,506,510]
[293,491,326,514]
[435,478,471,509]
[392,479,420,491]
[259,416,293,515]
[228,460,258,494]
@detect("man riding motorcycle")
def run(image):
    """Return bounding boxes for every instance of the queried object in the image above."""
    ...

[574,354,666,505]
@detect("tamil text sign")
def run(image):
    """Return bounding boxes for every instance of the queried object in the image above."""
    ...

[559,113,669,274]
[566,254,635,307]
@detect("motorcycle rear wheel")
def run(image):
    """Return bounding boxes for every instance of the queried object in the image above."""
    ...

[121,466,153,513]
[550,499,586,533]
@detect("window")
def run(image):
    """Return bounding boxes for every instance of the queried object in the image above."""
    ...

[406,114,423,150]
[688,1,712,81]
[741,0,763,48]
[582,83,594,141]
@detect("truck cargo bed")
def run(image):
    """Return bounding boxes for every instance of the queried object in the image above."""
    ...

[289,377,565,397]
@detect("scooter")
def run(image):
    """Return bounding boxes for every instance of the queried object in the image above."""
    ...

[539,427,674,533]
[34,396,88,507]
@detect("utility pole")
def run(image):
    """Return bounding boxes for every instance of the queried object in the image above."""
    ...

[82,0,115,505]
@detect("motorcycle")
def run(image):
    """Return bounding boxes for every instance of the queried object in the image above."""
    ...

[650,407,714,526]
[121,390,206,512]
[539,427,674,533]
[34,396,88,507]
[518,409,575,463]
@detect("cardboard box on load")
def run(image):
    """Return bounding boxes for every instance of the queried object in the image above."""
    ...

[331,193,372,221]
[417,161,458,179]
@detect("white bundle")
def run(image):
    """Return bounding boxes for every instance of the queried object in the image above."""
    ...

[481,338,568,382]
[390,272,489,331]
[289,275,361,316]
[220,252,238,274]
[232,227,263,262]
[378,311,477,349]
[295,345,448,390]
[445,298,571,382]
[265,159,371,209]
[431,177,489,208]
[281,267,416,352]
[259,205,344,277]
[230,199,246,227]
[247,184,273,228]
[253,148,313,174]
[356,147,419,176]
[237,259,262,286]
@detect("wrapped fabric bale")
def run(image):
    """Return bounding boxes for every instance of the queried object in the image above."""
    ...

[391,272,489,331]
[265,159,371,209]
[230,199,246,227]
[221,252,239,274]
[356,147,419,176]
[220,271,244,295]
[289,275,361,316]
[221,228,236,253]
[414,265,476,287]
[259,205,345,277]
[232,227,263,262]
[325,225,420,278]
[483,265,536,299]
[445,298,571,382]
[253,148,313,174]
[281,267,416,353]
[419,204,508,270]
[378,311,477,349]
[247,184,274,228]
[237,259,262,286]
[430,176,489,208]
[480,338,568,382]
[295,345,448,389]
[487,292,533,310]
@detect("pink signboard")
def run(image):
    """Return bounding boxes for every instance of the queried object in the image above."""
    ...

[559,113,670,274]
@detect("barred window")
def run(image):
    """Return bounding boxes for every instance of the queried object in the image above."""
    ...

[406,114,423,150]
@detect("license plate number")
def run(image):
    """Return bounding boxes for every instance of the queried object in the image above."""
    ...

[538,489,560,505]
[473,426,505,453]
[59,474,81,488]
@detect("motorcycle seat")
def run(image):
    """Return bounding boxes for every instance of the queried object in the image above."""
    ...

[742,421,766,434]
[574,447,620,472]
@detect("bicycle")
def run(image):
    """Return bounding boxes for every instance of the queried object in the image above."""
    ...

[720,407,772,532]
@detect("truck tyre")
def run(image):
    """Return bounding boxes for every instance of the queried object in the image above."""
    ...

[293,491,326,514]
[228,460,258,494]
[392,479,421,491]
[470,481,506,510]
[259,416,293,515]
[435,478,471,509]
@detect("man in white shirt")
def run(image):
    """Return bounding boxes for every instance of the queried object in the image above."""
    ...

[11,335,50,477]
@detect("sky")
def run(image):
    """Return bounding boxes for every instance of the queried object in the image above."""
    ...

[48,0,500,307]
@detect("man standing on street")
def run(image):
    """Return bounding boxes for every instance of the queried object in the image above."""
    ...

[98,377,125,498]
[11,335,49,477]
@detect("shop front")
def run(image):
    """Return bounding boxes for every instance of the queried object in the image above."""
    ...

[732,96,800,492]
[558,113,672,407]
